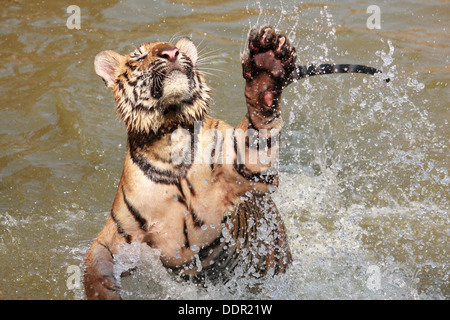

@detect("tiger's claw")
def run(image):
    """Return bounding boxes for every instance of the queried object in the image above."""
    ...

[242,26,296,124]
[243,25,296,85]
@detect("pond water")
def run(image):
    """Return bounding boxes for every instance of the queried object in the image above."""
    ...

[0,0,448,299]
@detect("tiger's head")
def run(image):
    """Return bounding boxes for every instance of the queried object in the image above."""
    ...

[94,38,211,134]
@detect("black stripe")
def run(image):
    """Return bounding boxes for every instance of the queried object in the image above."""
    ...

[274,240,282,275]
[125,61,137,71]
[175,181,184,198]
[167,216,235,283]
[130,149,180,184]
[198,233,223,260]
[237,201,250,249]
[128,134,192,185]
[208,237,235,272]
[117,80,125,92]
[110,210,131,243]
[121,71,129,81]
[116,81,132,104]
[98,241,115,259]
[183,177,195,196]
[183,220,190,248]
[122,187,148,231]
[232,128,244,165]
[133,103,158,113]
[174,194,187,206]
[221,215,229,225]
[132,87,139,102]
[233,162,276,184]
[191,210,203,228]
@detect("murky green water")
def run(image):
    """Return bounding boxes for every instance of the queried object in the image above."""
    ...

[0,0,448,299]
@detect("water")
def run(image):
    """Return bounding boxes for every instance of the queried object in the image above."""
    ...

[0,0,448,299]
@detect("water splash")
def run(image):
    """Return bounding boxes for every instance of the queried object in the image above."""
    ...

[378,39,395,67]
[376,39,397,81]
[113,2,447,300]
[113,171,447,299]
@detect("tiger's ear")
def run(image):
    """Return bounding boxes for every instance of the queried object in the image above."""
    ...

[94,50,125,89]
[176,37,198,65]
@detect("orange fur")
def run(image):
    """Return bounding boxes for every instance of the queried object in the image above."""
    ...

[84,26,294,299]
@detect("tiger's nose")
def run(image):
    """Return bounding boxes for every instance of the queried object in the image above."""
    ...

[158,47,179,62]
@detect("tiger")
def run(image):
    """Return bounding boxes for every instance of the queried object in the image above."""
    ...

[83,25,297,300]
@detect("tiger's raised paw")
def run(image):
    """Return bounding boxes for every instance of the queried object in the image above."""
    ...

[242,25,296,86]
[242,26,296,117]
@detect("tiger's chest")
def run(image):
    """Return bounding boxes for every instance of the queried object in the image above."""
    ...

[118,133,239,268]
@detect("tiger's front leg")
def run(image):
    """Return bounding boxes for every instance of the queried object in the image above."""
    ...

[229,26,296,275]
[84,216,125,300]
[236,25,296,184]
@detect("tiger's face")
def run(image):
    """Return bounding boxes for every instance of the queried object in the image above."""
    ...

[94,38,211,134]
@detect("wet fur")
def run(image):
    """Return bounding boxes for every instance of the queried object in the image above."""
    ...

[84,26,294,299]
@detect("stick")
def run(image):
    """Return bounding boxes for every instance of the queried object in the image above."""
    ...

[288,64,390,83]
